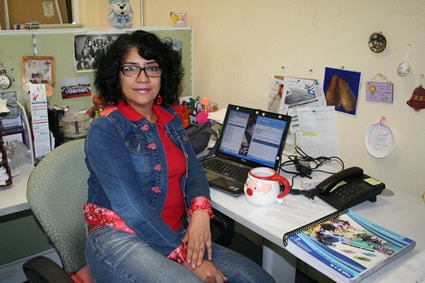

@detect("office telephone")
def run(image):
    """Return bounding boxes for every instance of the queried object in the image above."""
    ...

[316,166,385,210]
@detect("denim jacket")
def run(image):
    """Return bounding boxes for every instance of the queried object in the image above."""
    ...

[85,105,211,256]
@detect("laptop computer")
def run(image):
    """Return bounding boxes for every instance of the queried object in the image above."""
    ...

[201,104,292,196]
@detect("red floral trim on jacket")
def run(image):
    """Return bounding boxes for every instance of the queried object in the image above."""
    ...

[84,202,135,234]
[167,241,187,264]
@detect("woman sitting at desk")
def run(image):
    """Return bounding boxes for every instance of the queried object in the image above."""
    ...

[83,30,275,283]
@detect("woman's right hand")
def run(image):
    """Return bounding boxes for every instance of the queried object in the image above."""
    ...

[184,260,228,283]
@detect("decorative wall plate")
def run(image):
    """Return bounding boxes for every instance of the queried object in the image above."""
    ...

[365,122,394,158]
[368,32,387,53]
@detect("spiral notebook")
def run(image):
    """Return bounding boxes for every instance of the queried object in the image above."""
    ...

[282,209,416,283]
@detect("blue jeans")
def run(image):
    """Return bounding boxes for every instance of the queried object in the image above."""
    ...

[86,226,275,283]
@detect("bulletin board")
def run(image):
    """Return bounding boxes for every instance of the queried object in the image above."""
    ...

[0,27,193,111]
[1,0,70,28]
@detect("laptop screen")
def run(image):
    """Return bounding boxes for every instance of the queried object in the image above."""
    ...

[216,104,291,168]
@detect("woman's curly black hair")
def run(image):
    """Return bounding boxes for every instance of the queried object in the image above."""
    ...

[93,30,184,106]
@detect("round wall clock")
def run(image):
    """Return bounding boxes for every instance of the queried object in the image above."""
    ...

[0,68,12,90]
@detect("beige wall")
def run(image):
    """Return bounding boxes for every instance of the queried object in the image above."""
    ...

[78,0,425,197]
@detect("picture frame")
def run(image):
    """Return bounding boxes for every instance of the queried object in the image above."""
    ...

[21,56,56,86]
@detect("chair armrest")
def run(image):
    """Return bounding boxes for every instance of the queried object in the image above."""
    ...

[211,208,235,246]
[23,256,74,283]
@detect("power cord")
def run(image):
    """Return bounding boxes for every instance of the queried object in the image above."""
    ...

[290,186,318,200]
[279,146,345,199]
[294,156,312,177]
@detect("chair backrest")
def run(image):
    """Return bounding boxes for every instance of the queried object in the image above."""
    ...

[27,139,89,274]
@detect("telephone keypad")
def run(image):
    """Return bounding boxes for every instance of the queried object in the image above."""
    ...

[326,182,378,209]
[332,183,360,201]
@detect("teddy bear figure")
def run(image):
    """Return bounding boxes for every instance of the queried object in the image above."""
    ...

[108,0,134,29]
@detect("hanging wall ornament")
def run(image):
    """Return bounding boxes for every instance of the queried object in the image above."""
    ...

[368,32,387,53]
[366,73,393,103]
[397,43,412,77]
[407,73,425,111]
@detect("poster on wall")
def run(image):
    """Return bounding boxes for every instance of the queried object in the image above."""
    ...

[323,67,361,115]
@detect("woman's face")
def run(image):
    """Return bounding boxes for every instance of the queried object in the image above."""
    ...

[119,47,161,114]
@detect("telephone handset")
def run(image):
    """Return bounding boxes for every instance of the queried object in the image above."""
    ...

[316,166,385,210]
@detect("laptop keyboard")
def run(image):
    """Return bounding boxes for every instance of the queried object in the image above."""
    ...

[202,158,249,183]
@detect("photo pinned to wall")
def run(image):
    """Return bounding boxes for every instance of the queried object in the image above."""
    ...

[284,77,325,107]
[267,75,326,145]
[42,2,55,18]
[323,67,361,115]
[74,33,121,72]
[61,76,91,99]
[21,56,56,86]
[267,76,286,114]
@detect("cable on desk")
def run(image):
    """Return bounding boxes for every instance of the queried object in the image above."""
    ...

[290,187,317,200]
[294,146,345,172]
[281,146,344,176]
[278,169,317,200]
[279,146,345,199]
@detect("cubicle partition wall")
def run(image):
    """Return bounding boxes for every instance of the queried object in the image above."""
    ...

[0,26,192,283]
[0,26,193,110]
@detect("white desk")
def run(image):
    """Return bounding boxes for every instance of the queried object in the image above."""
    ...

[0,164,33,217]
[211,186,425,282]
[2,162,424,282]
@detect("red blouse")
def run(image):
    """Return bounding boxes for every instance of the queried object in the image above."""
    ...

[117,102,185,231]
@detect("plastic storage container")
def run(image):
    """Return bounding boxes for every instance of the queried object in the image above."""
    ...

[61,113,90,140]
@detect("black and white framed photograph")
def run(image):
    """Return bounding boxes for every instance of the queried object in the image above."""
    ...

[74,33,121,72]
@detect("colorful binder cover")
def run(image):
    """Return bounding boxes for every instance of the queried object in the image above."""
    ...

[283,209,416,283]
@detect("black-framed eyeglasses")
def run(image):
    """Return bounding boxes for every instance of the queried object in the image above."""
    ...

[120,65,162,77]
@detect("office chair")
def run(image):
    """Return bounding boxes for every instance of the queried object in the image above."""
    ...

[23,139,234,282]
[23,139,90,282]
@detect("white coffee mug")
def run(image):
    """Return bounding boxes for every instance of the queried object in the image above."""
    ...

[244,167,291,205]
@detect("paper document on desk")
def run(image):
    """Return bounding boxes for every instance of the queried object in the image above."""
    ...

[245,194,336,237]
[208,108,227,124]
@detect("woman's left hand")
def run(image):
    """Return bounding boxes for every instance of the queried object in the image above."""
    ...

[183,209,212,269]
